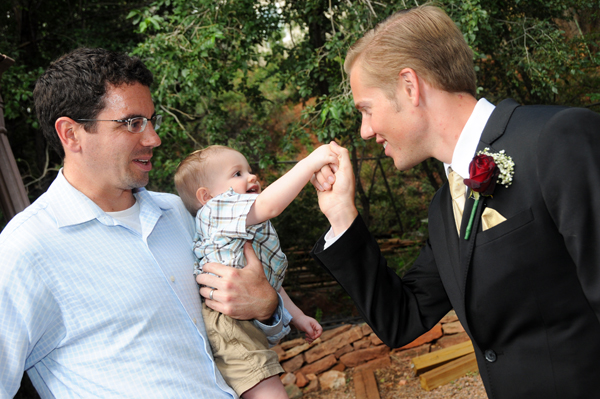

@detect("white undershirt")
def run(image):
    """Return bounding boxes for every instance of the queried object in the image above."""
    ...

[107,200,142,234]
[323,98,496,249]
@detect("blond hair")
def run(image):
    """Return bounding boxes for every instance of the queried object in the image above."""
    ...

[174,145,232,215]
[344,5,476,98]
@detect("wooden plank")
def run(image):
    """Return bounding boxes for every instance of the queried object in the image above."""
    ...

[419,353,478,391]
[362,369,381,399]
[355,369,381,399]
[412,339,474,375]
[354,370,367,399]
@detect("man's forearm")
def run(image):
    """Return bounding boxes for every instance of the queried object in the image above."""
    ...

[253,293,292,346]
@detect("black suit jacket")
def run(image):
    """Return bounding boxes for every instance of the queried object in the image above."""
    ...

[311,99,600,399]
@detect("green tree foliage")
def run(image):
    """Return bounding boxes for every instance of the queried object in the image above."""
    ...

[125,0,598,245]
[128,0,287,192]
[2,0,599,236]
[451,0,600,105]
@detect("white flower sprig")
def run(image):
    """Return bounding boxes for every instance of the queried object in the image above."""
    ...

[478,148,515,188]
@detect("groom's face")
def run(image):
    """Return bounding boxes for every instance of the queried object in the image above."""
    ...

[350,64,430,171]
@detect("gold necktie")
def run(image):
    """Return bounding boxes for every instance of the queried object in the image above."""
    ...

[448,169,465,235]
[448,168,507,235]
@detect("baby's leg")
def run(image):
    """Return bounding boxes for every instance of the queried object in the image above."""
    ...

[242,375,288,399]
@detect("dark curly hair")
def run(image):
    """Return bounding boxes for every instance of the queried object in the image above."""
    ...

[33,48,154,157]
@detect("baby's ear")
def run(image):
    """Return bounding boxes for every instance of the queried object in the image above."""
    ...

[196,187,212,206]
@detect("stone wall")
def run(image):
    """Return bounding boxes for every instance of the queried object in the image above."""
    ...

[275,310,469,396]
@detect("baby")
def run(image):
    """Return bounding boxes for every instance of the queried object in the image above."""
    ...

[174,144,338,398]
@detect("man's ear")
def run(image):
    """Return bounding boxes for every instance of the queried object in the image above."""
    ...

[55,117,82,153]
[196,187,213,206]
[398,68,420,106]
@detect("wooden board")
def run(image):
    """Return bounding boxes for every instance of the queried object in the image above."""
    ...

[354,369,381,399]
[412,339,474,375]
[419,353,478,391]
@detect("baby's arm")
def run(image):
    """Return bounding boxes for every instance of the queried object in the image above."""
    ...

[246,144,338,226]
[279,287,323,343]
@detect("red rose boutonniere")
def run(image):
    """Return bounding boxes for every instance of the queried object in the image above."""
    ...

[462,148,514,239]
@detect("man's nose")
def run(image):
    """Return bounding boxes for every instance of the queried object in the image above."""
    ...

[360,120,374,140]
[141,124,161,148]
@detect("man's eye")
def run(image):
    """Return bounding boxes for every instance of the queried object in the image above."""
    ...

[130,118,144,130]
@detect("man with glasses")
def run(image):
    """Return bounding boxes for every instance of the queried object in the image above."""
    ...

[0,48,285,398]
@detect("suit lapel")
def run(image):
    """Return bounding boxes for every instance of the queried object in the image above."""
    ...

[478,98,520,150]
[440,184,462,285]
[459,194,485,293]
[458,99,520,293]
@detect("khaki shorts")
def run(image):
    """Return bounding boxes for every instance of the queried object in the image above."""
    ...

[202,302,284,395]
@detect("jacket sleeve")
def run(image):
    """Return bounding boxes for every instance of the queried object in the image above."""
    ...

[537,107,600,324]
[311,215,451,348]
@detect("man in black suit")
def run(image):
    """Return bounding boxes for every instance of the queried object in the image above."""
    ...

[310,5,600,399]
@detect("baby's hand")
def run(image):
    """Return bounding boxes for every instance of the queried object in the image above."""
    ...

[304,144,339,174]
[292,315,323,343]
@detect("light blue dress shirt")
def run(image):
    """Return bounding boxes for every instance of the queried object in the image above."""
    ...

[0,171,283,398]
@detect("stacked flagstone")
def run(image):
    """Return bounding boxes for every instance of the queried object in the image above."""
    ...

[275,310,468,397]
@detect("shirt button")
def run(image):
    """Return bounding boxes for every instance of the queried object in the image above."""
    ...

[170,276,175,282]
[485,349,497,363]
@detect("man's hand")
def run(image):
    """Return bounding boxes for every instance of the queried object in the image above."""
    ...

[197,242,278,322]
[311,141,358,234]
[310,144,338,192]
[302,144,339,191]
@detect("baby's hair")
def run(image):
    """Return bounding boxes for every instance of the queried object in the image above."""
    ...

[174,145,232,215]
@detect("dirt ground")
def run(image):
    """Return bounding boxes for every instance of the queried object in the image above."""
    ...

[303,355,488,399]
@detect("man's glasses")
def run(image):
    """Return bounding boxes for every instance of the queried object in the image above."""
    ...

[75,114,162,133]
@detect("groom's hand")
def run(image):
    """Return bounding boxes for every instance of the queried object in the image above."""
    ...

[198,242,278,322]
[311,141,358,235]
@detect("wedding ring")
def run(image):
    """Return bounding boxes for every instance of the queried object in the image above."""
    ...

[209,289,214,301]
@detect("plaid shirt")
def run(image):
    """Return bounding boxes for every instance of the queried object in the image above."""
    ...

[193,188,287,291]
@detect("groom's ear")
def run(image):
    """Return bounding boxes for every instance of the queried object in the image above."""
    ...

[398,68,420,107]
[196,187,212,206]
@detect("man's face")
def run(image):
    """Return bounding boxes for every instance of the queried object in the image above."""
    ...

[206,149,261,198]
[78,82,161,194]
[350,65,429,171]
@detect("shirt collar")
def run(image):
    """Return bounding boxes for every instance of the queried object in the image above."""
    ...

[47,169,169,229]
[444,98,496,179]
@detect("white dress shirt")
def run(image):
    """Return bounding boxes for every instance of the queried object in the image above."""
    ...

[444,98,496,180]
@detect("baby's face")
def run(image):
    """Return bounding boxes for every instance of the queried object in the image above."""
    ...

[207,149,261,197]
